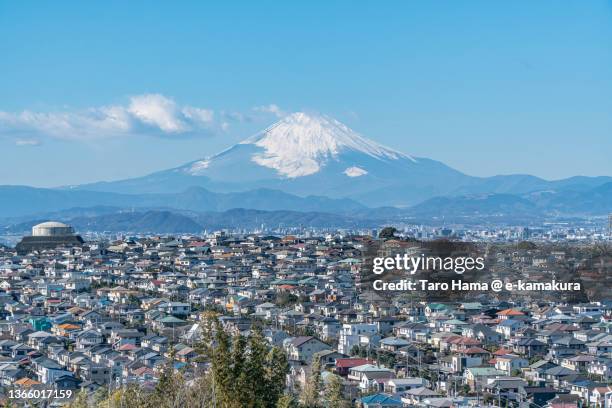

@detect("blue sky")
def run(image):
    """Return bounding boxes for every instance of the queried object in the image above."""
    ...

[1,1,611,186]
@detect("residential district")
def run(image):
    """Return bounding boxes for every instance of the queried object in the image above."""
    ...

[0,221,610,407]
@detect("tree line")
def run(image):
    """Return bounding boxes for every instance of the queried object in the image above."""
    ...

[65,312,351,408]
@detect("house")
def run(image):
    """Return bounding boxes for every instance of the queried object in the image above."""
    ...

[590,385,612,407]
[314,350,347,368]
[496,319,524,339]
[385,377,429,393]
[110,329,144,349]
[162,302,191,317]
[335,358,371,376]
[338,323,377,355]
[588,359,612,381]
[495,354,529,375]
[548,394,580,408]
[380,336,410,352]
[76,330,104,350]
[550,337,586,358]
[561,355,598,372]
[462,323,501,344]
[483,377,528,402]
[359,393,402,407]
[347,364,395,391]
[284,336,330,363]
[175,346,197,362]
[54,375,80,390]
[464,367,506,391]
[542,366,578,387]
[517,386,557,407]
[394,322,430,342]
[32,357,73,384]
[401,387,441,405]
[358,369,396,392]
[514,338,547,357]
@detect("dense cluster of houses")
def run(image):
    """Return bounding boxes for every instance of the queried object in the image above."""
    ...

[0,232,610,407]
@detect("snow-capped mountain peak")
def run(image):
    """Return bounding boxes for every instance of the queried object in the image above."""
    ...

[239,112,413,177]
[185,112,416,179]
[74,112,477,206]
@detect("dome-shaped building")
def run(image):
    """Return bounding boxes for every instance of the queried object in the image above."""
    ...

[32,221,75,237]
[16,221,84,254]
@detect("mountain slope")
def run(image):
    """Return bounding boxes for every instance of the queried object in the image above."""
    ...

[47,111,612,212]
[408,182,612,218]
[75,112,472,206]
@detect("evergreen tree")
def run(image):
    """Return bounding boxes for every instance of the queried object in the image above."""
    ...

[265,346,290,407]
[324,374,349,408]
[195,311,218,360]
[245,326,269,407]
[276,393,298,408]
[212,318,234,407]
[300,358,322,408]
[232,334,252,408]
[112,312,294,408]
[378,227,397,240]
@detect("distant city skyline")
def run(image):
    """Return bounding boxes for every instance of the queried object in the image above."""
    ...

[1,1,611,187]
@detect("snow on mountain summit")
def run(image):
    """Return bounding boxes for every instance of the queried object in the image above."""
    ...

[242,112,414,177]
[76,111,477,206]
[186,112,415,178]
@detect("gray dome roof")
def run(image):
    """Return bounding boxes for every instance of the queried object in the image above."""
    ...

[33,221,70,228]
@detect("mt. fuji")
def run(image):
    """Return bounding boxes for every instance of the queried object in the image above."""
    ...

[72,112,612,210]
[79,112,472,206]
[194,112,413,179]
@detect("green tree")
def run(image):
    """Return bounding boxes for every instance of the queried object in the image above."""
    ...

[101,384,149,408]
[67,389,89,408]
[192,314,290,408]
[151,348,186,408]
[276,393,298,408]
[266,346,290,406]
[378,227,397,240]
[301,358,322,407]
[245,326,269,407]
[516,241,537,250]
[324,374,349,408]
[92,387,109,406]
[232,334,251,408]
[212,318,234,407]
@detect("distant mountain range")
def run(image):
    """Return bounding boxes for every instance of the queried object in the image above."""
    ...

[68,112,612,209]
[0,185,364,218]
[1,112,610,228]
[3,208,372,234]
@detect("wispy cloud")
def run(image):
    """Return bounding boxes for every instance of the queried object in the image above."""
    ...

[0,94,218,141]
[253,104,285,118]
[0,96,291,143]
[15,139,41,146]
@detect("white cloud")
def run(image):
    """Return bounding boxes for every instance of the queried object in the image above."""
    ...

[182,106,214,125]
[15,139,41,146]
[127,94,186,133]
[253,104,285,118]
[0,94,219,141]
